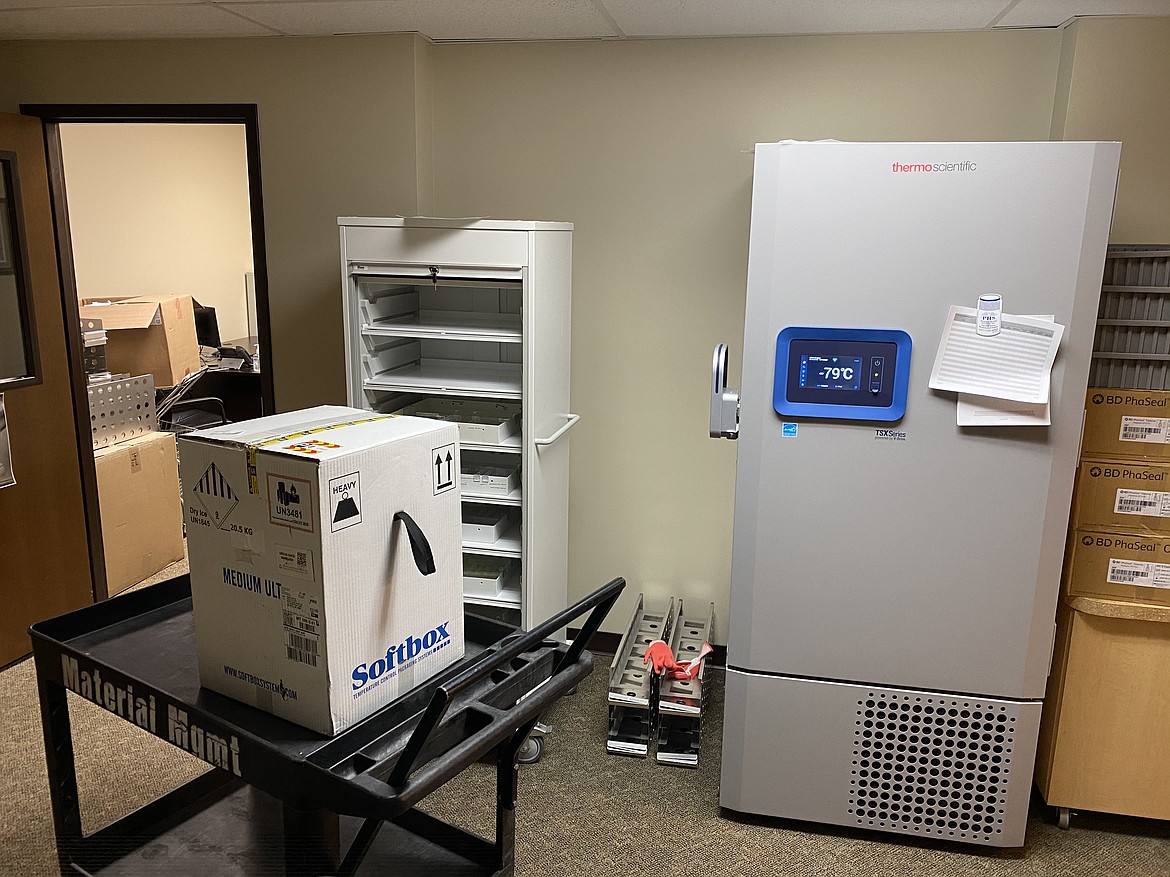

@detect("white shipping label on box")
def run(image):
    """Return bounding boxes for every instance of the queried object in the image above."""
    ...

[1119,416,1170,445]
[1113,489,1170,518]
[179,405,464,736]
[1106,558,1170,589]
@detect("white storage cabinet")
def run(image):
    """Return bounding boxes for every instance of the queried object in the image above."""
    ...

[339,217,575,629]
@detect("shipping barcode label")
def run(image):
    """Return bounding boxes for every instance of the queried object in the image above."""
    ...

[1114,489,1170,517]
[282,587,321,666]
[1119,416,1170,444]
[1107,558,1170,589]
[285,632,319,667]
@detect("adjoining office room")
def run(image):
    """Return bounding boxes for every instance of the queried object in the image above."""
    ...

[0,3,1169,876]
[64,120,263,598]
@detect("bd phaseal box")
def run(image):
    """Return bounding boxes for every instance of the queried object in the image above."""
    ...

[178,405,463,735]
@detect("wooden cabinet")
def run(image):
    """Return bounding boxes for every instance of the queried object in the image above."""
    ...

[339,217,575,629]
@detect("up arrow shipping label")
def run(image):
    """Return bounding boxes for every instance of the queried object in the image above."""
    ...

[433,443,456,495]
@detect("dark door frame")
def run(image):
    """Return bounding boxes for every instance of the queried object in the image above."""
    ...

[19,103,275,601]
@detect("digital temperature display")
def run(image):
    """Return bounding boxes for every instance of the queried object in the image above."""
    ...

[775,327,912,422]
[799,355,863,391]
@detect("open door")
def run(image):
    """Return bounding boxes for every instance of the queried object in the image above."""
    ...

[0,112,94,666]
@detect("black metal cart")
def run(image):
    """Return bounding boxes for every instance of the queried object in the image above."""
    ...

[30,575,624,877]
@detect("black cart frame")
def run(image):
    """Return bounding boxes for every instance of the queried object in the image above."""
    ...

[31,575,624,876]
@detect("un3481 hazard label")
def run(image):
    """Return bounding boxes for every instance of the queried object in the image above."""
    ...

[1114,488,1170,517]
[1119,416,1170,445]
[1107,558,1170,589]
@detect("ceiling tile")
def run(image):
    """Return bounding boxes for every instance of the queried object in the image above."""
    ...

[598,0,1015,38]
[997,0,1170,28]
[224,0,620,40]
[0,0,193,10]
[0,3,277,38]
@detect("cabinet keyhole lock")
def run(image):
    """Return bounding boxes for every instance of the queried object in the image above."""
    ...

[429,266,440,289]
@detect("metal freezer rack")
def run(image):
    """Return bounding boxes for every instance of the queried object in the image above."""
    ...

[31,574,624,877]
[1090,246,1170,389]
[606,595,715,766]
[606,594,674,757]
[656,601,715,768]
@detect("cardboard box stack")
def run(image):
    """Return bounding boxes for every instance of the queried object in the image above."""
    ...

[78,295,201,388]
[81,295,200,594]
[1035,390,1170,820]
[1069,390,1170,609]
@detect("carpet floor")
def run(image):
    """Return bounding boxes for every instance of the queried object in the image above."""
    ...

[2,633,1168,876]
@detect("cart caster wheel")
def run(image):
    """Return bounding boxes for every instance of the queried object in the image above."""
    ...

[1057,807,1072,830]
[517,736,544,765]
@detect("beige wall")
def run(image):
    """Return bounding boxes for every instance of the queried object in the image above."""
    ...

[0,34,428,410]
[430,31,1063,634]
[60,123,254,341]
[2,23,1168,636]
[1055,18,1170,244]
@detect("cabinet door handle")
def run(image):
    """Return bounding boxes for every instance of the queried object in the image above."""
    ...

[534,413,580,447]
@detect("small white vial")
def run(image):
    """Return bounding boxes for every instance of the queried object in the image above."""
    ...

[977,294,1002,336]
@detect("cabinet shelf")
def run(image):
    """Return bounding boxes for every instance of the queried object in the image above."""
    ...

[364,360,522,400]
[462,520,522,557]
[464,587,522,610]
[363,309,522,343]
[462,485,522,506]
[462,436,522,454]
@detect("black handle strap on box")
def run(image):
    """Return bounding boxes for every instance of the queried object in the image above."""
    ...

[393,511,435,576]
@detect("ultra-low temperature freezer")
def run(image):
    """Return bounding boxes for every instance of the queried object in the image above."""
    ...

[713,141,1121,847]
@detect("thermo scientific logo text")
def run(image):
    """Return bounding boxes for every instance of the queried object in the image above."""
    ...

[892,161,977,173]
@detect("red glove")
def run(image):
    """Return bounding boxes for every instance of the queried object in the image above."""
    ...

[643,640,676,674]
[643,639,714,679]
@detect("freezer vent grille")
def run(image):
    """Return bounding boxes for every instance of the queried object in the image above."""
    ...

[847,692,1018,843]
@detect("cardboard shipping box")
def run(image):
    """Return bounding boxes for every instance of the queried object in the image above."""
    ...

[78,295,200,387]
[94,430,185,595]
[1035,603,1170,821]
[1082,389,1170,461]
[1064,529,1170,608]
[1071,457,1170,535]
[178,406,464,735]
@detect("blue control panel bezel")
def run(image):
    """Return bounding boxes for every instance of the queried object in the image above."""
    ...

[774,326,912,422]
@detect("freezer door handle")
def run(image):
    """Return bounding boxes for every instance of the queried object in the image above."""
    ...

[711,343,740,439]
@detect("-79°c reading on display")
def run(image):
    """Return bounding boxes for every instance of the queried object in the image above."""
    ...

[799,355,863,391]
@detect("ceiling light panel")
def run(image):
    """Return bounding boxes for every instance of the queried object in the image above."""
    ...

[599,0,1016,37]
[223,0,620,41]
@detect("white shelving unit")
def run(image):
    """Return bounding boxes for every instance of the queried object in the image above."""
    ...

[339,217,576,629]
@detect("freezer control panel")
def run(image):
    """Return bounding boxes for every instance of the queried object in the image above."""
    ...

[774,327,912,422]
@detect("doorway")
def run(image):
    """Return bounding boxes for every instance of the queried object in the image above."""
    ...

[21,104,274,603]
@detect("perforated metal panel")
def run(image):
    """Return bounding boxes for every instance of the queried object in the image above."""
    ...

[89,375,156,450]
[847,691,1020,843]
